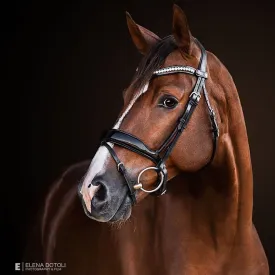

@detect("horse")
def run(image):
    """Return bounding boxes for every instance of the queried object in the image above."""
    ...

[25,4,269,275]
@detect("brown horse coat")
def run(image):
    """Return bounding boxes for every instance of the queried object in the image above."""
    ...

[24,5,269,275]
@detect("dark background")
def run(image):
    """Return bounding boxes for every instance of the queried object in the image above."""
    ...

[6,0,275,273]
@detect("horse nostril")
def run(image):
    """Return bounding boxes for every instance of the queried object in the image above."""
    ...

[94,183,107,201]
[90,178,109,211]
[88,180,100,188]
[92,181,102,186]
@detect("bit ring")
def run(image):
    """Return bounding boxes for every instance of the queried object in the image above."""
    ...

[136,166,164,193]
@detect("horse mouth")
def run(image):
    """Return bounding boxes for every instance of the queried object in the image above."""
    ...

[109,195,132,222]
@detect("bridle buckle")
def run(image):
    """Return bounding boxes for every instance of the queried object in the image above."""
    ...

[117,162,123,172]
[189,91,201,103]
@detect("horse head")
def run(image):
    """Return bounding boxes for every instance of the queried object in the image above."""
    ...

[79,5,221,222]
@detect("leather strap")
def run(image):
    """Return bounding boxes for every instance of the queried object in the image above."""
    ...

[102,142,137,204]
[201,82,219,167]
[157,92,202,166]
[103,129,160,164]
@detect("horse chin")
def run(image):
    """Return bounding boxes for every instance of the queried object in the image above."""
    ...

[82,201,131,223]
[109,196,132,223]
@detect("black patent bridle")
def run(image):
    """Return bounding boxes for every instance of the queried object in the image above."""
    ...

[101,38,219,204]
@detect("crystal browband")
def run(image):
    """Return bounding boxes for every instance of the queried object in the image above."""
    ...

[153,65,208,79]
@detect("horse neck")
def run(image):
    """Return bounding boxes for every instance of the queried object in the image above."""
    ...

[153,58,254,247]
[213,59,254,228]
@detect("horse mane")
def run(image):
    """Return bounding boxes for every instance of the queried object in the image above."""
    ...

[132,35,178,90]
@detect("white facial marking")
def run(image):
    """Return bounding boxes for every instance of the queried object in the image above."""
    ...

[113,83,149,129]
[81,83,149,207]
[81,146,109,199]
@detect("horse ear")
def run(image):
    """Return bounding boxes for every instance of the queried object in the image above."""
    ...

[126,12,161,55]
[172,4,191,55]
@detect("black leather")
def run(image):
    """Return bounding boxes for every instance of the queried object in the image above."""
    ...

[102,129,160,163]
[102,142,137,204]
[100,38,219,204]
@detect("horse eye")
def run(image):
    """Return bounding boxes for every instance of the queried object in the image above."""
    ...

[160,96,179,109]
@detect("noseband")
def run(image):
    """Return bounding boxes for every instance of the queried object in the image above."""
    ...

[101,38,219,204]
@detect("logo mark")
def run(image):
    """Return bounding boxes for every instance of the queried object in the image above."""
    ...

[15,263,20,271]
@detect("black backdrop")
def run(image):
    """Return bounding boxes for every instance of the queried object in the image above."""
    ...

[7,0,275,273]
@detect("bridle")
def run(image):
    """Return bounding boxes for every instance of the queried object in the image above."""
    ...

[101,38,219,204]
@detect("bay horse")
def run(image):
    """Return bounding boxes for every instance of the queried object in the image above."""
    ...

[36,5,269,275]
